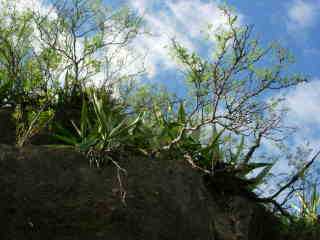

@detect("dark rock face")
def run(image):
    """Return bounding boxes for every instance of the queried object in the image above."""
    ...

[0,108,16,145]
[0,145,282,240]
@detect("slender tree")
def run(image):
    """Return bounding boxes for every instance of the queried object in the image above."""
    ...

[167,7,306,157]
[34,0,143,103]
[0,3,34,106]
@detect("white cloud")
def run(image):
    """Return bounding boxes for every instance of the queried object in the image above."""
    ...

[130,0,149,15]
[167,0,228,38]
[128,0,240,78]
[286,79,320,127]
[256,79,320,178]
[286,0,319,31]
[280,79,320,163]
[1,0,57,19]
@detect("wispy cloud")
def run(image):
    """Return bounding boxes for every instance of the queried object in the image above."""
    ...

[286,0,320,32]
[259,79,320,184]
[1,0,57,19]
[286,79,320,128]
[128,0,241,78]
[283,79,320,151]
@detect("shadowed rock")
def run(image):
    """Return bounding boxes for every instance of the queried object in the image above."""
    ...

[0,144,282,240]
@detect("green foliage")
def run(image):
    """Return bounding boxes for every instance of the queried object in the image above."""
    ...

[34,0,143,100]
[54,91,142,160]
[280,185,320,238]
[54,99,96,150]
[0,2,62,107]
[128,86,274,190]
[227,136,245,165]
[169,7,305,145]
[291,184,320,226]
[190,128,225,170]
[0,80,11,106]
[90,92,142,151]
[0,7,34,104]
[13,105,55,147]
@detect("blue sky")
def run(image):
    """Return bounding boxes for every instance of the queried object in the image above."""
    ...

[228,0,320,77]
[125,3,319,116]
[124,0,320,78]
[231,0,320,152]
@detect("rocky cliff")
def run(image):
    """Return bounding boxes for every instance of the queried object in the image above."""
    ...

[0,108,315,240]
[0,143,283,240]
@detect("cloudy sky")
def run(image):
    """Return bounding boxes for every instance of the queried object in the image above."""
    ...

[125,1,320,136]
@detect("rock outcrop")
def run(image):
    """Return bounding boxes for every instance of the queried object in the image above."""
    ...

[1,107,317,240]
[0,144,281,240]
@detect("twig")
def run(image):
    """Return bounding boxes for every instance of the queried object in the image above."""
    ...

[110,159,127,205]
[254,149,320,221]
[184,153,211,174]
[264,149,320,201]
[256,197,293,220]
[242,132,263,164]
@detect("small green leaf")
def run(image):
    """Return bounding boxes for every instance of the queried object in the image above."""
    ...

[178,102,186,123]
[248,162,274,189]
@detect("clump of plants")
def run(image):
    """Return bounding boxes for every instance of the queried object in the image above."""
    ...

[54,89,143,167]
[13,104,55,147]
[279,184,320,239]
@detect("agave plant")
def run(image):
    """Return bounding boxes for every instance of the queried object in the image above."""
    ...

[145,101,186,149]
[226,135,274,188]
[54,91,142,158]
[91,92,142,151]
[180,125,274,190]
[292,184,320,226]
[189,127,225,171]
[54,98,96,151]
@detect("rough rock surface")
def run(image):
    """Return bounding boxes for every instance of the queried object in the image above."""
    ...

[0,144,281,240]
[0,107,16,145]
